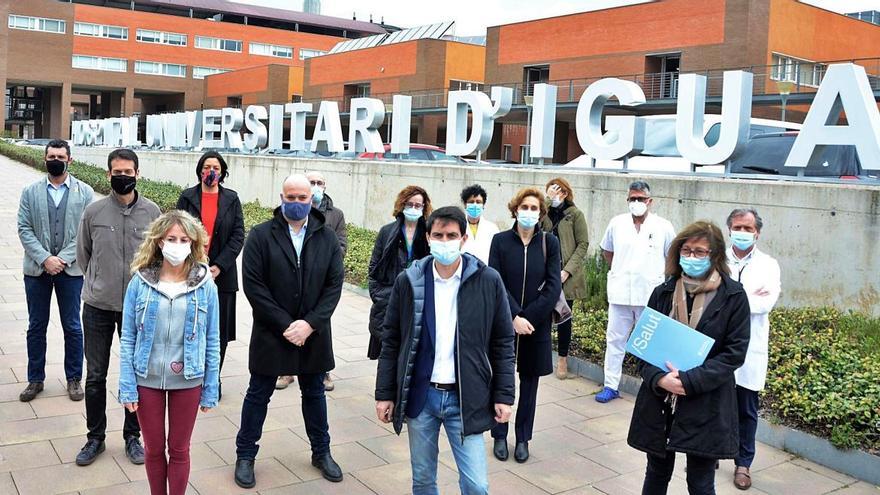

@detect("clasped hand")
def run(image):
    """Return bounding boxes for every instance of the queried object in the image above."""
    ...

[657,361,687,396]
[513,316,534,335]
[283,320,315,347]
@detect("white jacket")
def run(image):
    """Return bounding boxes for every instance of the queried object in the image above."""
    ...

[727,247,781,391]
[462,218,499,264]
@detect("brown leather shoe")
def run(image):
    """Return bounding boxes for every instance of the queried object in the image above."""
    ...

[68,380,84,401]
[19,382,43,402]
[275,375,295,390]
[734,466,751,490]
[556,356,569,380]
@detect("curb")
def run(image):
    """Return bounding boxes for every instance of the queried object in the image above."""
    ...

[562,353,880,486]
[343,282,370,299]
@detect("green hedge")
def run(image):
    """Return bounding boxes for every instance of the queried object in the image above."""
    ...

[3,141,877,453]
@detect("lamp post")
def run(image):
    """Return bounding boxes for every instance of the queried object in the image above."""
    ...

[384,103,393,144]
[524,94,533,165]
[776,81,794,123]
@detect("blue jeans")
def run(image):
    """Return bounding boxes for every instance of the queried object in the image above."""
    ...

[236,372,330,460]
[24,273,83,383]
[407,388,489,495]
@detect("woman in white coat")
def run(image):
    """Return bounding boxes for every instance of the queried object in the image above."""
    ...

[725,207,781,491]
[460,184,499,264]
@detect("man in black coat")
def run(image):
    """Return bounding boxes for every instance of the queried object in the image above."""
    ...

[234,175,344,488]
[375,206,515,494]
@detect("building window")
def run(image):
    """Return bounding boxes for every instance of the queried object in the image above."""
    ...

[449,80,484,91]
[195,35,242,52]
[771,54,825,87]
[135,60,186,78]
[136,29,187,46]
[193,66,229,79]
[72,55,127,72]
[523,65,550,96]
[74,22,128,40]
[502,144,512,161]
[227,96,243,108]
[299,48,326,60]
[8,15,66,34]
[519,145,531,164]
[291,94,303,102]
[250,42,293,59]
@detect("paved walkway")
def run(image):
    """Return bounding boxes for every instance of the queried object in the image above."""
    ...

[0,154,876,494]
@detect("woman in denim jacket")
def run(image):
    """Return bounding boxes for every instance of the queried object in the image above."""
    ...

[118,210,220,495]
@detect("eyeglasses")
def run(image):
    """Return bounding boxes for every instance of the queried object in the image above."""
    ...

[627,197,650,203]
[404,202,424,210]
[309,180,325,187]
[680,247,711,259]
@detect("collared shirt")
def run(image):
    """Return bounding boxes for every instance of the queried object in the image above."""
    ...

[430,259,462,384]
[288,219,308,258]
[46,175,71,207]
[600,212,676,306]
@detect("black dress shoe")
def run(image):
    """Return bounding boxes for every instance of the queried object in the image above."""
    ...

[19,382,43,402]
[514,441,529,463]
[234,459,256,488]
[493,439,509,461]
[75,439,105,466]
[311,453,343,482]
[125,437,145,465]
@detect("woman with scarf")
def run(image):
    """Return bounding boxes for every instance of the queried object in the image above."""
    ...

[366,186,432,359]
[627,221,750,495]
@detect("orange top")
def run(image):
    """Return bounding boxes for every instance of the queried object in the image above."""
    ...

[201,191,219,255]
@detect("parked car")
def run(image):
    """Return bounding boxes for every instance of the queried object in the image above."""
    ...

[22,138,64,147]
[358,144,467,163]
[566,116,801,173]
[727,132,878,182]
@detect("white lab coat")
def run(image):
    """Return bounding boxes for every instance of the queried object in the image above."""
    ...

[462,218,499,264]
[728,247,781,391]
[600,213,676,306]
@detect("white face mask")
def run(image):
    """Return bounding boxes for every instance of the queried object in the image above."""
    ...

[161,241,192,267]
[629,200,648,217]
[550,197,563,208]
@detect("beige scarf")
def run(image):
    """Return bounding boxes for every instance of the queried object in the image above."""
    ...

[671,270,721,329]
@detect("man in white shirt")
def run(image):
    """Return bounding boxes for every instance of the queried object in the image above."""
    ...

[460,184,499,264]
[376,206,515,494]
[597,181,675,403]
[725,207,781,491]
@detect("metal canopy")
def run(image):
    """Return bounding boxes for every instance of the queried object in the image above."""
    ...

[328,21,455,54]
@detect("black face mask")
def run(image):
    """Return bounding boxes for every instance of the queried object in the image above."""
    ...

[110,175,137,195]
[46,159,67,177]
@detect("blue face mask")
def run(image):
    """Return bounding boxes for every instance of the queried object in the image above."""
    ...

[679,256,712,278]
[311,186,324,206]
[403,207,422,222]
[517,210,540,229]
[430,239,462,266]
[465,203,483,219]
[730,231,756,251]
[281,200,311,221]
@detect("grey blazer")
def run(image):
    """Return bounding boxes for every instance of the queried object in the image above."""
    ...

[17,175,95,277]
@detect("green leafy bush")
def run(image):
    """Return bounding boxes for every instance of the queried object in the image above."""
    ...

[345,225,377,287]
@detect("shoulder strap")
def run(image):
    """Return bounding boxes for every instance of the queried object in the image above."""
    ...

[541,231,547,261]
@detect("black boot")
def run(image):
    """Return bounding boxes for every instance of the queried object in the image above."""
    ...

[312,453,343,482]
[493,439,509,461]
[234,459,256,488]
[514,441,530,463]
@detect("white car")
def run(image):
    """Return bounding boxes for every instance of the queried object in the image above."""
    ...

[566,116,801,174]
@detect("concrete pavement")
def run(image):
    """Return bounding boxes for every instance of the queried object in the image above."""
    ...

[0,154,876,494]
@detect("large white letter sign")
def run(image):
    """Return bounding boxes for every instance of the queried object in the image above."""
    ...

[530,83,557,160]
[311,101,345,153]
[446,91,494,156]
[348,98,385,153]
[390,95,412,154]
[220,108,244,149]
[146,114,167,148]
[286,103,312,151]
[185,111,202,149]
[242,105,268,152]
[202,110,223,148]
[785,63,880,170]
[575,78,646,160]
[268,105,285,151]
[676,70,753,165]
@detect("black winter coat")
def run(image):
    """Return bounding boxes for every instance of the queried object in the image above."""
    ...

[627,274,751,459]
[488,226,562,377]
[375,254,516,436]
[242,208,344,376]
[176,185,245,293]
[367,216,429,359]
[317,194,347,257]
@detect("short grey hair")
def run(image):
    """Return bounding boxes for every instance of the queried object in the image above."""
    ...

[727,207,764,232]
[628,181,651,195]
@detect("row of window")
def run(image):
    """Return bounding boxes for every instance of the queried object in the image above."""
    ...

[9,15,327,60]
[770,54,826,87]
[71,55,229,79]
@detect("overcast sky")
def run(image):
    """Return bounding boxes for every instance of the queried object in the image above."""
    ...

[234,0,880,36]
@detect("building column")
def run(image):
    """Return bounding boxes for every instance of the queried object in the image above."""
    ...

[89,94,99,119]
[48,82,72,139]
[124,87,135,116]
[0,78,6,134]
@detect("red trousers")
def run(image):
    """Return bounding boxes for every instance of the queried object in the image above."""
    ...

[136,386,201,495]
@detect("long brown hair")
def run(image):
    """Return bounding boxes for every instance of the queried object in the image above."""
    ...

[665,221,730,278]
[131,210,208,274]
[391,185,432,219]
[507,186,547,219]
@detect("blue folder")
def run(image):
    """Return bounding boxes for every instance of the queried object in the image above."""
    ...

[625,307,716,372]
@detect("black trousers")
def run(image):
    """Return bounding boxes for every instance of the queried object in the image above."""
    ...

[217,291,236,370]
[735,386,759,468]
[82,304,140,441]
[643,451,716,495]
[491,374,540,443]
[556,299,575,357]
